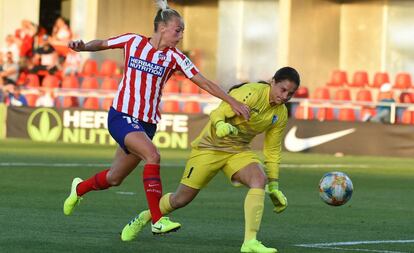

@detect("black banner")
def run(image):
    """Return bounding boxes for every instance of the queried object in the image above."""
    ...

[6,107,414,157]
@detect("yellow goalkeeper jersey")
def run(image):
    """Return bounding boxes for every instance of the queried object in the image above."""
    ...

[191,82,288,179]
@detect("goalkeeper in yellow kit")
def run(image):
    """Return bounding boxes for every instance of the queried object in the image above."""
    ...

[121,67,300,253]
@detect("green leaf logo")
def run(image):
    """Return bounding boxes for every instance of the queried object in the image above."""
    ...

[27,108,62,142]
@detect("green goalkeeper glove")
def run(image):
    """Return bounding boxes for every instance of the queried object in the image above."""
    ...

[266,181,288,213]
[215,121,238,138]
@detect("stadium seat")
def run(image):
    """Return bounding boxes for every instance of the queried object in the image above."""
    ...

[334,88,352,101]
[316,108,335,121]
[25,74,40,88]
[393,72,412,89]
[337,108,356,121]
[294,105,314,120]
[349,71,369,87]
[326,70,348,87]
[83,97,100,110]
[81,77,99,89]
[62,97,80,108]
[163,78,180,94]
[182,101,202,114]
[370,72,390,88]
[101,98,113,110]
[60,76,80,108]
[359,107,376,121]
[401,110,414,124]
[61,75,80,88]
[180,79,200,94]
[101,78,118,90]
[82,59,98,76]
[312,87,330,100]
[161,100,180,113]
[25,94,38,107]
[356,89,373,102]
[293,86,309,98]
[399,92,413,103]
[99,60,118,77]
[42,75,60,88]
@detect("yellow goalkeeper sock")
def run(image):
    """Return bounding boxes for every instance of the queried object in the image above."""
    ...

[244,188,265,242]
[141,193,175,221]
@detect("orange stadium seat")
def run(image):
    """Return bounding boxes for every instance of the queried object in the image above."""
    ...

[61,75,80,88]
[42,75,60,88]
[349,71,369,87]
[101,78,118,90]
[327,70,348,87]
[399,92,414,103]
[294,105,314,120]
[316,108,335,121]
[99,60,118,77]
[163,79,180,94]
[338,108,356,121]
[180,79,200,94]
[370,72,390,88]
[25,74,40,88]
[101,98,113,110]
[161,101,180,113]
[393,72,412,89]
[312,87,330,100]
[182,101,202,114]
[356,89,373,102]
[293,86,309,98]
[25,94,38,107]
[334,88,352,101]
[81,77,99,89]
[82,59,98,76]
[359,107,376,121]
[61,76,80,108]
[401,110,414,124]
[83,97,100,110]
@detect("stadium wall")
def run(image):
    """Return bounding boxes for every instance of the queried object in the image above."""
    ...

[5,106,414,157]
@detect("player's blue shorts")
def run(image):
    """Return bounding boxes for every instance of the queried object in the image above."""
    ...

[108,107,157,154]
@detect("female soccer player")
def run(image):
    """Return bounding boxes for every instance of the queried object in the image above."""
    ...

[120,67,300,253]
[63,0,250,235]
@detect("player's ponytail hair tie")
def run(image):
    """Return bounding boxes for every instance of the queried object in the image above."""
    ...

[153,0,182,32]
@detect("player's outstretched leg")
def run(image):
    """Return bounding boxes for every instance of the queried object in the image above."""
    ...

[241,239,277,253]
[63,178,83,215]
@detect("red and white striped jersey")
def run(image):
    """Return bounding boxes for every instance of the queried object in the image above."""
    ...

[107,33,199,123]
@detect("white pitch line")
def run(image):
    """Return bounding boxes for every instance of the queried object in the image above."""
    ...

[295,240,414,253]
[0,162,369,168]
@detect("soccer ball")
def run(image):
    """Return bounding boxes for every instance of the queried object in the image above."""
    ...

[319,171,353,206]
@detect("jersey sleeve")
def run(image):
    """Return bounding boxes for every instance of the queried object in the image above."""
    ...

[173,51,199,79]
[263,107,288,180]
[209,85,255,126]
[107,33,136,49]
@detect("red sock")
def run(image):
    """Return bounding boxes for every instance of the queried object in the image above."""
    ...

[143,164,163,223]
[76,169,111,196]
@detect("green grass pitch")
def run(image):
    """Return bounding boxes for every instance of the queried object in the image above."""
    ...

[0,138,413,253]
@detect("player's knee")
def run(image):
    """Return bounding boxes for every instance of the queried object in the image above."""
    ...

[248,173,267,188]
[144,150,160,164]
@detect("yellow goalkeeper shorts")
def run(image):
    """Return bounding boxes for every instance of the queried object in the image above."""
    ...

[180,148,262,189]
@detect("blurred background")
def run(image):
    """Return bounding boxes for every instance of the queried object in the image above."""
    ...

[1,0,414,154]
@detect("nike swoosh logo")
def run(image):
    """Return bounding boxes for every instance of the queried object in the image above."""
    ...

[153,225,162,230]
[284,126,356,152]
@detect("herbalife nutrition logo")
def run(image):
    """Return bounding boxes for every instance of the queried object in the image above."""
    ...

[27,108,62,142]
